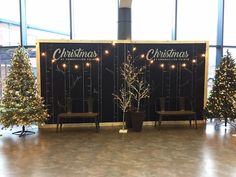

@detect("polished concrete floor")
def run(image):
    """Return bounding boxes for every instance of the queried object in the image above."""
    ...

[0,121,236,177]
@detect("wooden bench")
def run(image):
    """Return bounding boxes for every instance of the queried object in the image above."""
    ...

[155,97,197,129]
[57,112,100,132]
[155,110,197,129]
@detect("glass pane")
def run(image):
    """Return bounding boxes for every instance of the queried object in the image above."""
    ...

[0,47,15,97]
[224,0,236,46]
[27,47,37,77]
[26,0,70,45]
[73,0,117,40]
[0,0,20,46]
[223,48,236,59]
[177,0,218,45]
[208,47,216,80]
[132,0,174,40]
[27,29,69,46]
[0,0,20,21]
[207,47,216,95]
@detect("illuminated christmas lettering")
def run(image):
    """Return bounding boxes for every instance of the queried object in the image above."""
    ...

[53,48,98,60]
[146,48,189,61]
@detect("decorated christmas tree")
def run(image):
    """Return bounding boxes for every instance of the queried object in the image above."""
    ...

[0,47,48,136]
[205,50,236,126]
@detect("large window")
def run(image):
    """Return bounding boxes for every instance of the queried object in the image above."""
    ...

[132,0,174,40]
[26,0,70,45]
[223,0,236,46]
[177,0,218,45]
[223,48,236,59]
[208,47,216,79]
[73,0,117,40]
[0,0,20,46]
[1,0,236,81]
[207,47,216,93]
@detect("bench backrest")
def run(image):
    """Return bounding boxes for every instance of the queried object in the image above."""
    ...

[158,97,192,111]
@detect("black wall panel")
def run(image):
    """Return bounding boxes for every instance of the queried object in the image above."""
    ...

[38,41,207,124]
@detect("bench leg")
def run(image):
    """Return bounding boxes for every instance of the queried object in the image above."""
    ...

[60,119,63,131]
[56,117,63,132]
[56,123,59,132]
[56,117,60,132]
[158,115,162,130]
[95,117,100,132]
[60,123,62,130]
[194,114,197,129]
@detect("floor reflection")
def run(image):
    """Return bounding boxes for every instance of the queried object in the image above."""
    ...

[0,121,236,177]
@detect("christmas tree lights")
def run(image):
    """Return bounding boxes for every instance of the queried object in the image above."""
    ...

[0,47,48,136]
[205,50,236,127]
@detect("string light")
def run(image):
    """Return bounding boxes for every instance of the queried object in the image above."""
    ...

[74,64,79,69]
[41,52,46,56]
[62,63,67,68]
[51,59,56,63]
[201,53,205,57]
[160,64,164,68]
[104,50,109,55]
[132,47,136,51]
[141,54,145,59]
[86,62,90,67]
[112,41,116,46]
[192,59,197,63]
[150,60,154,64]
[171,64,175,69]
[96,57,100,62]
[182,63,186,67]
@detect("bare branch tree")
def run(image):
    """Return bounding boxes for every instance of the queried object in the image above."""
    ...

[131,79,150,112]
[112,87,131,112]
[113,52,150,131]
[120,54,146,109]
[113,86,131,130]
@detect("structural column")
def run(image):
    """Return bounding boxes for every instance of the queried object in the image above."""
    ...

[118,0,132,40]
[19,0,27,46]
[216,0,224,66]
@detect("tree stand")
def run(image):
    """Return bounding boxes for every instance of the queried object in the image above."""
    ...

[119,111,128,133]
[215,118,236,129]
[12,126,35,137]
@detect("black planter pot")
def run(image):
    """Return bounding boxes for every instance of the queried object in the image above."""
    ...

[125,111,132,129]
[131,111,145,132]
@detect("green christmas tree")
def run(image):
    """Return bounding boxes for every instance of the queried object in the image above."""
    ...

[205,50,236,124]
[0,47,48,134]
